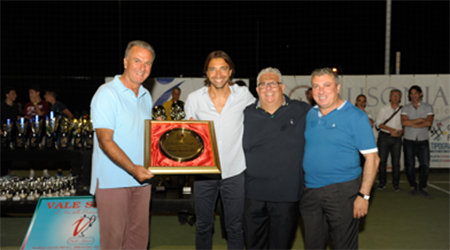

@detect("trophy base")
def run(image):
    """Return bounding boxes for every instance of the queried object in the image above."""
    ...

[182,186,192,195]
[155,186,166,192]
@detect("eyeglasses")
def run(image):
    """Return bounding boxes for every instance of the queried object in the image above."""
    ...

[257,81,281,88]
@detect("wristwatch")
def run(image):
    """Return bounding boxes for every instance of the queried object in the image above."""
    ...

[358,192,370,200]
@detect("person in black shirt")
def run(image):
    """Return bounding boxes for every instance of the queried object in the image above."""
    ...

[1,86,21,135]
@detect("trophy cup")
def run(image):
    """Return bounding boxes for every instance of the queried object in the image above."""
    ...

[84,117,94,150]
[1,119,14,149]
[59,117,71,149]
[30,115,43,149]
[72,118,84,150]
[15,117,28,149]
[45,111,60,149]
[170,101,186,121]
[152,106,167,120]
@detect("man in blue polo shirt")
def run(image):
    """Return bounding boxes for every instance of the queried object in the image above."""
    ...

[300,68,380,249]
[90,40,155,249]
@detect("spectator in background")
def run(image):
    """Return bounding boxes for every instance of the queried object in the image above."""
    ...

[401,85,434,199]
[23,85,50,120]
[163,87,182,120]
[355,94,374,127]
[375,89,404,192]
[305,87,316,106]
[44,90,74,119]
[1,86,22,134]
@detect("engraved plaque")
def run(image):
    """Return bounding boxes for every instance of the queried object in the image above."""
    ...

[159,128,204,162]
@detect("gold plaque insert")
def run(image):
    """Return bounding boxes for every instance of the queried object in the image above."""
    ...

[159,128,204,162]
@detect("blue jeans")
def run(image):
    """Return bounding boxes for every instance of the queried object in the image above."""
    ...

[403,139,430,189]
[377,132,402,187]
[194,172,245,249]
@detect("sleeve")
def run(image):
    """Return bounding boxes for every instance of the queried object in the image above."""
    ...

[244,88,256,107]
[375,106,386,128]
[426,103,434,116]
[91,87,117,130]
[354,112,377,154]
[59,102,68,111]
[184,94,197,120]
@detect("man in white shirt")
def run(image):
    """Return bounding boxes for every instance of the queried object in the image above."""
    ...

[375,89,404,191]
[185,50,255,249]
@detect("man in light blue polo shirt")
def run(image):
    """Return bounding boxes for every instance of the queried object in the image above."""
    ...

[90,40,155,249]
[301,68,380,250]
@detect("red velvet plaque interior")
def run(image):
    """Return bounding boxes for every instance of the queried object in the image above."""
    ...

[151,122,215,167]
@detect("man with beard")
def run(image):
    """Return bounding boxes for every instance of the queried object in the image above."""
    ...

[185,50,255,249]
[401,85,434,198]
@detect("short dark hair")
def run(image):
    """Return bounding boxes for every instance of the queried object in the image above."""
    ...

[4,86,16,96]
[203,50,235,86]
[46,90,57,98]
[172,87,181,93]
[355,94,367,107]
[408,85,422,102]
[29,85,41,93]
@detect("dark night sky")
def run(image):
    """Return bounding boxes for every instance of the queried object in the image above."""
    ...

[1,1,449,114]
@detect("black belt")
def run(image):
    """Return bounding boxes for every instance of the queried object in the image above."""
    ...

[379,131,391,136]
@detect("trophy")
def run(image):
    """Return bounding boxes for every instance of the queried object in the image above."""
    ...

[72,118,84,150]
[59,117,71,149]
[152,106,167,120]
[170,101,186,121]
[45,111,60,149]
[84,117,94,150]
[1,119,14,149]
[155,177,166,192]
[15,117,28,149]
[30,115,43,149]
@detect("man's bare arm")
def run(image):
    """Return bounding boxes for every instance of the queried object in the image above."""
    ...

[353,152,379,219]
[96,128,153,182]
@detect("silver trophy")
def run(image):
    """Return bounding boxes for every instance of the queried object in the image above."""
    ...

[1,119,14,149]
[15,117,28,149]
[45,111,60,149]
[30,115,43,149]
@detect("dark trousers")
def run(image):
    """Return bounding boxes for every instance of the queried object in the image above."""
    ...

[194,172,245,250]
[377,132,402,187]
[404,139,430,189]
[95,180,151,250]
[243,198,299,249]
[300,177,361,250]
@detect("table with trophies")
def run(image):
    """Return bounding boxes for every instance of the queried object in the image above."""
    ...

[1,112,95,214]
[0,103,207,216]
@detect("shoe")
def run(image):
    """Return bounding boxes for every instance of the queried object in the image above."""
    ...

[394,186,401,192]
[419,188,433,199]
[377,185,385,190]
[408,187,417,196]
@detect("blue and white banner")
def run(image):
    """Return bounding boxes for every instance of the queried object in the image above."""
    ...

[21,196,100,250]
